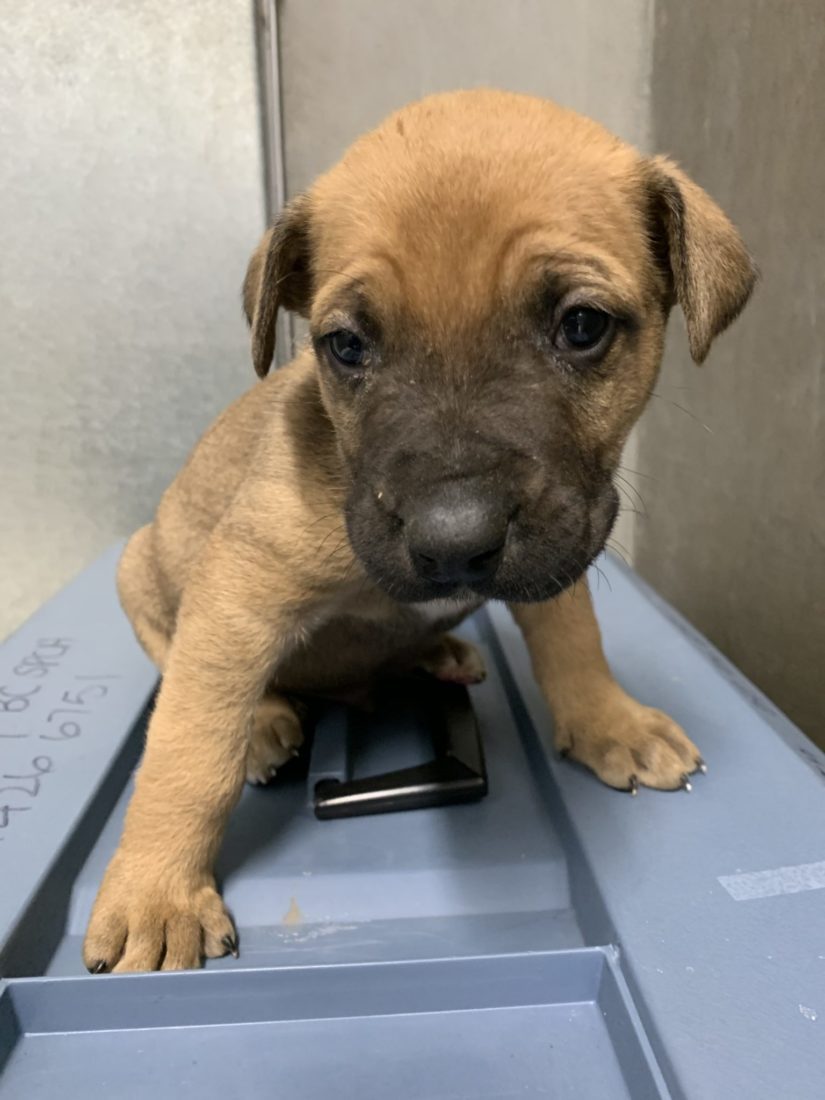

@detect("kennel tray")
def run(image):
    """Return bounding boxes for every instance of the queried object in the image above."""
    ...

[1,544,824,1099]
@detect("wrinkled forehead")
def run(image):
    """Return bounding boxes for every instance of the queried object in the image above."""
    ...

[309,148,655,335]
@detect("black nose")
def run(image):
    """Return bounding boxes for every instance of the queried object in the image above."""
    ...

[404,485,508,587]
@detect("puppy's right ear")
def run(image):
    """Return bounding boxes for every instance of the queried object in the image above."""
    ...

[243,196,313,377]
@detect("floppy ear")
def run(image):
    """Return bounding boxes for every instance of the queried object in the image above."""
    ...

[646,155,757,363]
[242,195,313,377]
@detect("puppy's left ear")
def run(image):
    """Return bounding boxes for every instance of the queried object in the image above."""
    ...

[243,195,313,377]
[646,156,757,363]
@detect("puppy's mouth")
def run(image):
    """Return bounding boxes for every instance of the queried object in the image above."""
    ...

[345,480,619,604]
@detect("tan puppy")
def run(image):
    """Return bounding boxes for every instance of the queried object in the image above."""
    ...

[84,90,755,973]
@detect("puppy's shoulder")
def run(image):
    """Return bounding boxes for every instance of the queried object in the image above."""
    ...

[154,353,334,555]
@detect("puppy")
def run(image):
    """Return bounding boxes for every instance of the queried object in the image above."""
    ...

[84,89,755,973]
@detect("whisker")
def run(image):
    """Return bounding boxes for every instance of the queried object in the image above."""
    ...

[606,540,631,568]
[315,522,347,554]
[651,382,699,395]
[302,510,345,536]
[648,390,712,434]
[592,562,613,592]
[617,463,659,484]
[613,471,648,517]
[271,266,370,294]
[617,504,647,520]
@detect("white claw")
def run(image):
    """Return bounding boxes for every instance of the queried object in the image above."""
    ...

[698,762,708,774]
[291,748,300,758]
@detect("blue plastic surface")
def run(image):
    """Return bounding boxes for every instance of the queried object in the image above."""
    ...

[1,545,824,1099]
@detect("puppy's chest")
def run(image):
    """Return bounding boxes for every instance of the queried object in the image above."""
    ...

[318,588,482,639]
[276,591,484,696]
[405,597,484,630]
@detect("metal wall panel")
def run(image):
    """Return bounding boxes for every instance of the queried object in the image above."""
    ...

[0,0,265,637]
[636,1,825,741]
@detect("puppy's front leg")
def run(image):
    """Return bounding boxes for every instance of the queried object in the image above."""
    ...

[84,543,296,973]
[510,582,704,793]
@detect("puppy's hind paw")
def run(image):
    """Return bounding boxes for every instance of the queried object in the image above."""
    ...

[415,634,487,685]
[245,695,304,785]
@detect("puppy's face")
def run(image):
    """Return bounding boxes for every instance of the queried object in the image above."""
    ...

[310,233,652,604]
[246,91,755,603]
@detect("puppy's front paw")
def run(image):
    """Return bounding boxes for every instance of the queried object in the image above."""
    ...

[245,694,304,784]
[415,634,487,685]
[83,851,237,973]
[556,690,704,794]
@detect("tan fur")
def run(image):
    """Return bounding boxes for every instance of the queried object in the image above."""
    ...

[84,90,754,973]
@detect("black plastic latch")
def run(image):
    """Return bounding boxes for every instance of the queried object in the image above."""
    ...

[312,679,488,820]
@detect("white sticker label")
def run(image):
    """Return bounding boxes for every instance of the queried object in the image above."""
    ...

[718,860,825,901]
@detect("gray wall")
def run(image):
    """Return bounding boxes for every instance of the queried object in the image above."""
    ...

[278,0,653,193]
[0,0,264,637]
[635,1,825,741]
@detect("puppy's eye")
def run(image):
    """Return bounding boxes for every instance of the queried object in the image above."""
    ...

[556,307,613,353]
[325,329,366,368]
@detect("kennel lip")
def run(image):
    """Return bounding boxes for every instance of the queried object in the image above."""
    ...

[0,544,824,1100]
[0,947,670,1100]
